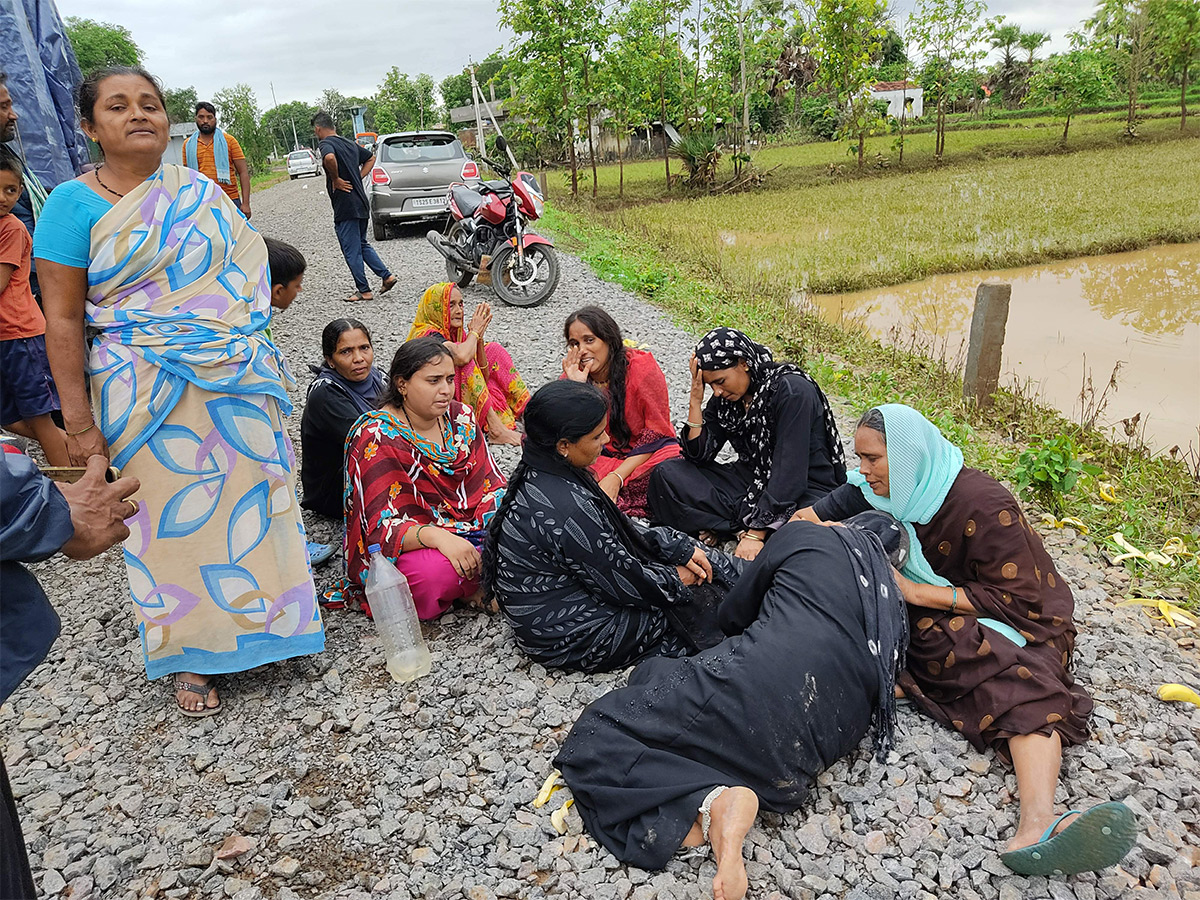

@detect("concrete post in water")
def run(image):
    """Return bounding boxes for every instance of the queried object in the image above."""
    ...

[962,282,1012,408]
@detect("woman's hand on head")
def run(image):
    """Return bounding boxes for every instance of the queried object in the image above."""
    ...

[428,529,482,579]
[688,354,705,405]
[65,426,109,468]
[734,536,763,562]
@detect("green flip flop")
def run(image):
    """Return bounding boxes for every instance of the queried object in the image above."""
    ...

[1000,801,1138,877]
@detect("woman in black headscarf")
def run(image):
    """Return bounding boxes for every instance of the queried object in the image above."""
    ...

[647,327,847,561]
[481,380,742,674]
[300,318,384,518]
[553,512,910,900]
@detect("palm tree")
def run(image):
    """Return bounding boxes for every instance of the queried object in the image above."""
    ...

[1018,30,1050,66]
[990,23,1024,106]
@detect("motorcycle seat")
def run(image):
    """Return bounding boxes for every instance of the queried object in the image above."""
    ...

[480,179,512,193]
[451,184,484,216]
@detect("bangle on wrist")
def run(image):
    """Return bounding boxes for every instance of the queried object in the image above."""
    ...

[686,420,703,429]
[415,524,432,548]
[950,586,959,612]
[66,422,96,437]
[741,531,764,543]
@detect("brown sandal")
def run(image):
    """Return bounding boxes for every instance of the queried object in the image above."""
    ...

[381,275,398,293]
[175,678,222,718]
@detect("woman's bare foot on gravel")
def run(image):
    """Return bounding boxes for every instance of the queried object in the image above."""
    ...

[709,786,758,900]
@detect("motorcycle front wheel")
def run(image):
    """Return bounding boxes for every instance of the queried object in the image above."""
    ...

[444,219,475,288]
[489,243,560,307]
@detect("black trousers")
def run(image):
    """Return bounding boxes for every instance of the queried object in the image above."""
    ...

[647,458,754,536]
[0,756,35,900]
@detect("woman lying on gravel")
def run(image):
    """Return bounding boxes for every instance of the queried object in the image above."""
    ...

[300,318,384,519]
[482,381,740,673]
[329,337,507,619]
[408,282,529,446]
[36,66,324,717]
[794,404,1138,876]
[648,328,846,562]
[555,514,909,900]
[560,306,681,519]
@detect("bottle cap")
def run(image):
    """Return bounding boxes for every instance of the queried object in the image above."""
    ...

[367,543,381,554]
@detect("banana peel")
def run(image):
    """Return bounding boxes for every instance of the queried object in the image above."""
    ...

[1157,684,1200,707]
[550,798,575,834]
[1098,482,1119,503]
[1040,513,1089,535]
[533,769,563,809]
[1118,596,1199,628]
[1110,532,1183,568]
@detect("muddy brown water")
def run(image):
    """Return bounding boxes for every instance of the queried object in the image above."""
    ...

[805,243,1200,455]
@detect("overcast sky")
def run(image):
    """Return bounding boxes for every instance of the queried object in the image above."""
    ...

[57,0,1099,111]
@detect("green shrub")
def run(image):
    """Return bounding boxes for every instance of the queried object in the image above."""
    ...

[670,133,722,188]
[1013,434,1100,513]
[799,97,838,141]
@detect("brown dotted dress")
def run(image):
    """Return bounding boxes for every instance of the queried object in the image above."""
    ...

[814,468,1093,756]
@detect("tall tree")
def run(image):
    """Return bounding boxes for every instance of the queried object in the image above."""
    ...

[909,0,995,160]
[163,86,198,124]
[1027,45,1115,142]
[262,100,318,150]
[1148,0,1200,128]
[500,0,601,197]
[65,17,142,77]
[809,0,889,170]
[1089,0,1155,136]
[989,21,1025,107]
[1018,29,1050,65]
[213,84,268,174]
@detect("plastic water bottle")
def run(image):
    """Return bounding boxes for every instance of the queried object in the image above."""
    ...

[364,544,431,683]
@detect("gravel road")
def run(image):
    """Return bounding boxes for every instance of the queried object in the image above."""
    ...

[6,175,1199,900]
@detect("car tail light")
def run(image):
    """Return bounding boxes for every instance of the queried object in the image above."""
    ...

[461,160,479,179]
[371,167,390,185]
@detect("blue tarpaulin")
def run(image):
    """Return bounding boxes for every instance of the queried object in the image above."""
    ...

[0,0,88,189]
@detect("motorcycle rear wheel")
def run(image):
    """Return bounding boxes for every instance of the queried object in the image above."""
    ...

[443,219,475,288]
[489,243,559,307]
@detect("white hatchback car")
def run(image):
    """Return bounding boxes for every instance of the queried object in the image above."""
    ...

[287,149,321,179]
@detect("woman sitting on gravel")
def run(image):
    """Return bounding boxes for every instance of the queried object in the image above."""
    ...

[330,337,507,619]
[407,282,529,446]
[648,328,846,561]
[794,404,1137,876]
[561,306,681,519]
[482,380,741,673]
[300,318,384,519]
[553,514,910,900]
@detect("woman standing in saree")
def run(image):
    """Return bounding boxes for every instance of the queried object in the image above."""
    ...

[407,282,529,446]
[795,404,1136,876]
[561,306,680,519]
[36,67,324,717]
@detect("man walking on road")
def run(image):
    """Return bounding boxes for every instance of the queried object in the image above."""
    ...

[311,111,396,302]
[186,101,252,217]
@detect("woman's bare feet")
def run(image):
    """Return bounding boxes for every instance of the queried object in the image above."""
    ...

[698,530,720,547]
[709,787,758,900]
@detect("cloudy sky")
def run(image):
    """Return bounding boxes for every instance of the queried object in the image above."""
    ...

[57,0,1099,111]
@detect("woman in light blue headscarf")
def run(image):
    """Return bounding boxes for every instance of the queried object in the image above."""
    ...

[795,404,1137,879]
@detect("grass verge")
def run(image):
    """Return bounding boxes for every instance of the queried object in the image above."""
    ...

[251,168,290,191]
[541,203,1200,605]
[606,137,1200,295]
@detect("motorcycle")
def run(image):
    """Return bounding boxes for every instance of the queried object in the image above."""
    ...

[426,136,560,308]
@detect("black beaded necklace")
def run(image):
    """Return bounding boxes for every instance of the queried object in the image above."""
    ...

[93,165,125,199]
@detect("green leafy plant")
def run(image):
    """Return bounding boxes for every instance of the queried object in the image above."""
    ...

[670,133,722,188]
[1013,434,1101,512]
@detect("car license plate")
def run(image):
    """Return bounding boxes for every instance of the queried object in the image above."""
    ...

[410,197,445,208]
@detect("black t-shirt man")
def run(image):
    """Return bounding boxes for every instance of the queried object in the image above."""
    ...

[318,133,372,222]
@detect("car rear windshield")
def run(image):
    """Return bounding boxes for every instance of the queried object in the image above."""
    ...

[381,137,462,164]
[288,151,312,160]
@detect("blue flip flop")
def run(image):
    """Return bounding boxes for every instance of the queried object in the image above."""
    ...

[307,541,336,567]
[1000,801,1138,876]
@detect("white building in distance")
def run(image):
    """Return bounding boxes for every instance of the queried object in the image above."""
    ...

[870,81,923,120]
